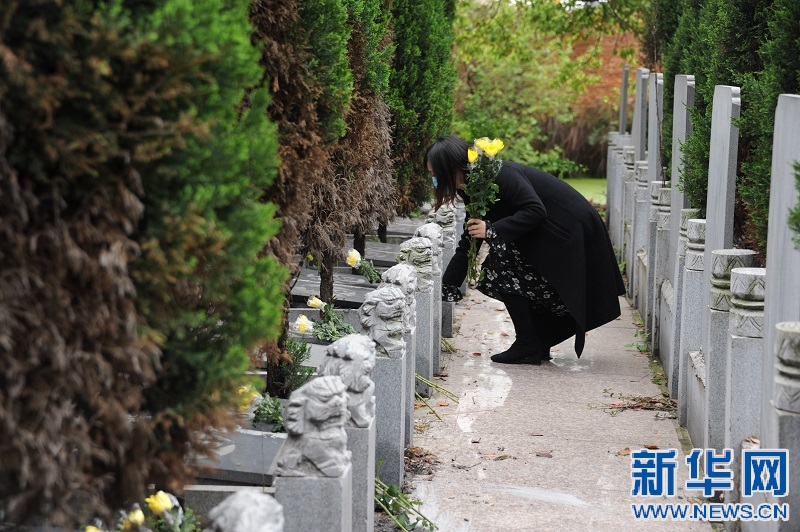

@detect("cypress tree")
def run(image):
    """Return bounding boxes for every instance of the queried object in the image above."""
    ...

[389,0,456,212]
[0,0,284,524]
[738,0,800,253]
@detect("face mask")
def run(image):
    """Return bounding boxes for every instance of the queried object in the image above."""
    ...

[431,176,438,189]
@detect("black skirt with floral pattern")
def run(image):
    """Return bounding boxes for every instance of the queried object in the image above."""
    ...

[442,222,569,316]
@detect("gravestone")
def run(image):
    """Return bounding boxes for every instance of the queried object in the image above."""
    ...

[667,74,696,398]
[686,85,740,448]
[291,269,375,309]
[632,67,650,162]
[678,219,705,426]
[429,204,458,338]
[699,86,741,358]
[645,72,664,340]
[761,94,800,455]
[704,249,756,451]
[609,134,633,254]
[195,428,287,486]
[619,64,629,135]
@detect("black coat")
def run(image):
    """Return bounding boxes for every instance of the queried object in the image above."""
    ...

[442,161,626,356]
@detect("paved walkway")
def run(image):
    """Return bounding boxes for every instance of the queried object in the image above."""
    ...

[410,291,712,531]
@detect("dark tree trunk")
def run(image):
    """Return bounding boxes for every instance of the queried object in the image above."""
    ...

[353,228,366,256]
[319,252,335,303]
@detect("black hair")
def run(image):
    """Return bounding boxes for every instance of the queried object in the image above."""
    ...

[424,135,469,210]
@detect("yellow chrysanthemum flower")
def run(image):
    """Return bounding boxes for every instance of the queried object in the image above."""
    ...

[307,296,325,309]
[346,249,362,268]
[474,137,491,152]
[122,508,145,530]
[294,314,313,334]
[484,138,505,157]
[145,491,173,516]
[237,385,259,413]
[467,148,478,163]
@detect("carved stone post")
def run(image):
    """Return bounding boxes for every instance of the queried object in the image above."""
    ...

[379,264,418,447]
[621,146,636,291]
[414,223,443,374]
[632,161,649,308]
[678,219,705,428]
[428,205,457,338]
[773,322,800,530]
[723,267,765,513]
[397,237,434,396]
[650,185,671,354]
[705,249,757,451]
[319,334,377,532]
[668,208,699,399]
[359,286,407,488]
[275,376,353,531]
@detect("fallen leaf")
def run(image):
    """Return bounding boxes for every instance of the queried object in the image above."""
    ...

[535,451,553,458]
[495,455,509,461]
[611,401,626,407]
[472,352,482,357]
[617,447,631,456]
[479,450,496,456]
[500,333,509,337]
[471,438,481,443]
[437,373,449,378]
[643,445,660,450]
[437,401,450,407]
[529,433,544,437]
[495,308,505,311]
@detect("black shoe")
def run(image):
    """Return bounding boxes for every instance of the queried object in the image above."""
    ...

[490,341,543,365]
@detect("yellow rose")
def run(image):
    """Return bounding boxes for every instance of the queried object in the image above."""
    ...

[85,527,102,532]
[294,314,313,334]
[145,491,173,516]
[491,138,504,152]
[346,249,361,268]
[474,137,491,152]
[467,148,478,163]
[307,296,325,309]
[306,253,314,262]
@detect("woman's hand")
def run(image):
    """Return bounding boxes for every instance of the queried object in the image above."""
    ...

[466,218,486,239]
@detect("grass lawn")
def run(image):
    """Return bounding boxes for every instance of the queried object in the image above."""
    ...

[563,177,607,205]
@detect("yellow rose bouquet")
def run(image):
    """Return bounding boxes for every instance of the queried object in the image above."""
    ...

[463,137,503,283]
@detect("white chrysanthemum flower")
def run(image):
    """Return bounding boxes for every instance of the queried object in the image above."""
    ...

[346,249,362,268]
[294,314,313,334]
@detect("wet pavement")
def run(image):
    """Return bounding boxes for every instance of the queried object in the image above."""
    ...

[409,291,712,532]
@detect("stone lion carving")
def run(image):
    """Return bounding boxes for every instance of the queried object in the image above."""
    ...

[414,223,444,275]
[379,263,417,331]
[318,334,376,428]
[207,491,284,532]
[359,286,406,358]
[275,376,351,477]
[397,237,433,292]
[427,204,457,247]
